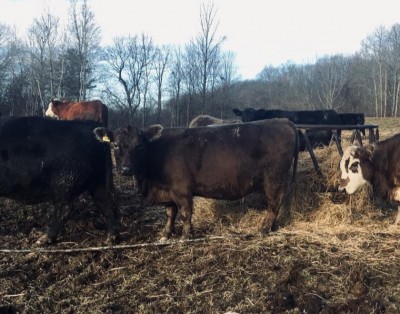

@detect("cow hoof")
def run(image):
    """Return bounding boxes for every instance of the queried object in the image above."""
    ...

[33,234,52,247]
[159,236,169,243]
[106,233,120,246]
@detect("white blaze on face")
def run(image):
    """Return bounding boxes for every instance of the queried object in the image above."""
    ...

[45,102,59,119]
[339,146,368,194]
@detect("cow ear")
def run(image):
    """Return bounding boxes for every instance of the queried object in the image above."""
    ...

[93,127,114,143]
[146,124,163,142]
[363,144,375,161]
[232,108,242,117]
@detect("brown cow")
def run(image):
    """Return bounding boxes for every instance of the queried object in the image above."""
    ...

[339,133,400,225]
[189,114,242,128]
[94,119,299,241]
[45,99,109,127]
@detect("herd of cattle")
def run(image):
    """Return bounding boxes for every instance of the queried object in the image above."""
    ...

[0,99,399,246]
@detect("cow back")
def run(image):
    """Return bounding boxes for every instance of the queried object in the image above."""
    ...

[47,100,109,127]
[141,119,298,200]
[0,117,112,202]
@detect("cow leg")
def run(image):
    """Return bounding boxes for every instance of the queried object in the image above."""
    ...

[161,205,178,241]
[180,199,194,240]
[394,205,400,225]
[171,193,193,240]
[261,175,287,234]
[90,185,121,245]
[37,202,72,245]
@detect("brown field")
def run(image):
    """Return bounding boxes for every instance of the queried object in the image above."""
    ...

[1,117,400,313]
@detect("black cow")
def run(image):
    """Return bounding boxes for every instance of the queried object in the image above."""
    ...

[232,107,339,124]
[232,107,339,150]
[0,117,120,245]
[95,119,299,240]
[339,134,400,225]
[337,113,365,126]
[232,108,292,122]
[337,112,366,138]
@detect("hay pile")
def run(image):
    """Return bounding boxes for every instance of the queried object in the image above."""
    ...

[1,118,400,313]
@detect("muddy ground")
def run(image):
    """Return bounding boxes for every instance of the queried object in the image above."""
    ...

[1,118,400,313]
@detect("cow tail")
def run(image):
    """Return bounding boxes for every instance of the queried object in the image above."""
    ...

[291,126,299,184]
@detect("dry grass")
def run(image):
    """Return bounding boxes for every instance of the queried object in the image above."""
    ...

[1,117,400,313]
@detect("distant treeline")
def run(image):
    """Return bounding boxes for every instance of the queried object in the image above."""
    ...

[0,1,399,129]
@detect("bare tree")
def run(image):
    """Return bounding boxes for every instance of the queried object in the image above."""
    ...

[387,24,400,117]
[314,55,349,110]
[27,9,61,114]
[182,42,200,125]
[219,51,237,117]
[361,26,389,117]
[103,34,155,124]
[169,46,184,126]
[68,0,100,100]
[153,45,170,123]
[0,24,25,115]
[0,24,14,73]
[192,2,225,114]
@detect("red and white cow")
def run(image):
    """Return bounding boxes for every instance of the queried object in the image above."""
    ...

[45,99,109,127]
[339,134,400,225]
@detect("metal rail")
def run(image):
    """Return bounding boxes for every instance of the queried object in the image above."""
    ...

[295,124,379,176]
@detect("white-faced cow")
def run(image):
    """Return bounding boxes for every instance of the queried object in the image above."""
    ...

[94,119,299,240]
[0,117,120,244]
[189,114,242,128]
[45,99,109,127]
[339,134,400,225]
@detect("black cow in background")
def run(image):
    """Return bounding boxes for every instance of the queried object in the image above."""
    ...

[337,112,366,137]
[0,117,120,245]
[233,107,340,150]
[337,113,365,125]
[232,107,340,125]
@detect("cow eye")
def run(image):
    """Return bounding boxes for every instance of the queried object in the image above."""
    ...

[112,143,119,150]
[349,161,359,173]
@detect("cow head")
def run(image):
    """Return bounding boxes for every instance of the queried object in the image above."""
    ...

[94,124,163,176]
[232,108,256,122]
[45,99,60,119]
[338,145,374,194]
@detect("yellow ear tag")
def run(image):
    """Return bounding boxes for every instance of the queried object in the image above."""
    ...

[102,135,110,142]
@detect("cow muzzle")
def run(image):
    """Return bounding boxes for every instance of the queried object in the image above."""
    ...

[338,178,349,192]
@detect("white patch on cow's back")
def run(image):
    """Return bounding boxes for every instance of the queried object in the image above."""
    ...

[45,102,59,119]
[339,146,368,194]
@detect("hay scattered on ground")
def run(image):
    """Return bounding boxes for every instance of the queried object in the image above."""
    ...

[1,117,400,313]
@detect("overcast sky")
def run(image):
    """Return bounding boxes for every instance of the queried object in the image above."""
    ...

[1,0,399,79]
